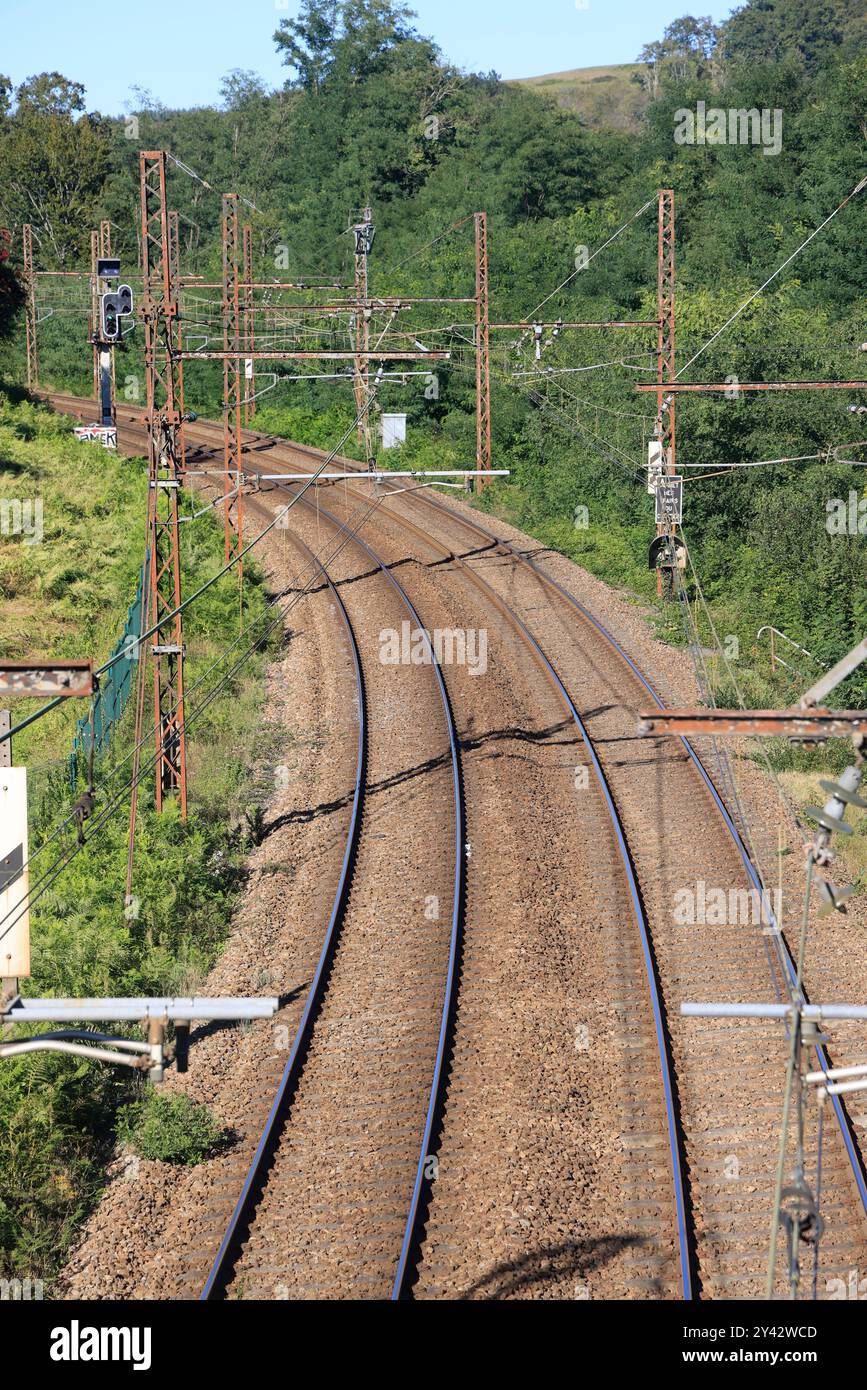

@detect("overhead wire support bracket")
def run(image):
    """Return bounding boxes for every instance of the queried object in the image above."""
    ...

[639,709,867,740]
[0,996,279,1083]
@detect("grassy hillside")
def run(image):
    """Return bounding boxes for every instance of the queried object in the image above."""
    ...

[0,387,277,1286]
[514,64,650,131]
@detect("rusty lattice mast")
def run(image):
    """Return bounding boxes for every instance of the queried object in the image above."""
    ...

[656,188,676,597]
[22,224,38,390]
[242,222,255,426]
[474,210,492,492]
[168,210,187,481]
[139,150,188,817]
[221,193,244,572]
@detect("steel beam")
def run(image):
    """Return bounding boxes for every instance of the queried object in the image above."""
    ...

[0,662,94,698]
[639,708,867,738]
[242,222,255,425]
[168,211,187,479]
[490,320,658,330]
[654,190,677,599]
[176,351,449,361]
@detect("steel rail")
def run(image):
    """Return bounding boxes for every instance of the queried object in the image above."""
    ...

[231,427,867,1281]
[233,441,693,1299]
[239,474,466,1303]
[54,396,693,1296]
[51,395,867,1280]
[200,527,367,1300]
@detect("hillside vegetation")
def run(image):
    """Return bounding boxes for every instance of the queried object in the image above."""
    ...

[0,390,275,1283]
[514,64,649,132]
[0,0,864,697]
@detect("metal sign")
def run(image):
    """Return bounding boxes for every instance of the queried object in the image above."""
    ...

[0,662,94,698]
[74,424,118,450]
[96,258,120,280]
[655,475,683,526]
[647,440,664,496]
[0,769,30,979]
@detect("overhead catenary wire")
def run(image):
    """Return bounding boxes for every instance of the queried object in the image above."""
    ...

[0,465,393,945]
[1,394,383,752]
[674,173,867,381]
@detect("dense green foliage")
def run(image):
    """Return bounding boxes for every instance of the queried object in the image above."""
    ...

[0,0,864,1288]
[0,392,276,1282]
[0,1,862,715]
[116,1092,223,1165]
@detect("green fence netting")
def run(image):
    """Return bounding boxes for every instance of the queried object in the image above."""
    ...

[69,555,150,789]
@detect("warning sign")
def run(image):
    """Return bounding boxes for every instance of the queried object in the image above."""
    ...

[0,769,29,979]
[647,441,664,496]
[655,475,683,527]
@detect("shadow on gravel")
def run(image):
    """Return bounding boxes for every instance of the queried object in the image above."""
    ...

[186,986,308,1050]
[261,721,581,840]
[458,1235,649,1300]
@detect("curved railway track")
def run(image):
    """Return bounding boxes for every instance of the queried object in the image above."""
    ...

[49,393,867,1299]
[204,491,466,1299]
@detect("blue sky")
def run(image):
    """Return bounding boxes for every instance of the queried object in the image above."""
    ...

[0,0,736,114]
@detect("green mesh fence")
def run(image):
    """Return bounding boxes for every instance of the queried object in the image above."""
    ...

[69,555,150,789]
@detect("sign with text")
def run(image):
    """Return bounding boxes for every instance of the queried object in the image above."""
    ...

[655,475,683,527]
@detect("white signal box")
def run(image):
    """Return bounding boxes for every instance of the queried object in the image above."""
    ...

[0,769,30,980]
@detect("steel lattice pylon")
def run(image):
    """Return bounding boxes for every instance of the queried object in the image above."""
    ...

[657,188,676,469]
[242,222,255,426]
[656,188,677,598]
[353,211,373,457]
[90,228,100,402]
[22,224,38,391]
[475,211,492,492]
[140,150,188,817]
[168,210,187,480]
[222,194,244,571]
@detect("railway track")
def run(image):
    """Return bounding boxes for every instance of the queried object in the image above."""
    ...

[50,393,867,1299]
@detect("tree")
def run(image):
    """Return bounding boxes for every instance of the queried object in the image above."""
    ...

[0,74,111,266]
[13,72,86,117]
[723,0,846,74]
[274,0,341,91]
[637,14,723,93]
[220,70,270,110]
[275,0,423,91]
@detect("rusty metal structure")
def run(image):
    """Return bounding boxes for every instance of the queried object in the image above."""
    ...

[139,150,188,817]
[242,222,255,426]
[22,224,38,390]
[221,194,244,570]
[352,208,374,456]
[168,210,187,479]
[474,211,492,492]
[655,189,677,598]
[90,229,100,400]
[637,379,867,394]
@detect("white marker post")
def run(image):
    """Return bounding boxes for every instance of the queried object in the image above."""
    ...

[0,767,30,990]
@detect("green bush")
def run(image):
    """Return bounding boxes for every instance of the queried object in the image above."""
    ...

[116,1092,223,1165]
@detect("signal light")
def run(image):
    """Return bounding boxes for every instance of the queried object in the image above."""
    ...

[99,286,134,341]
